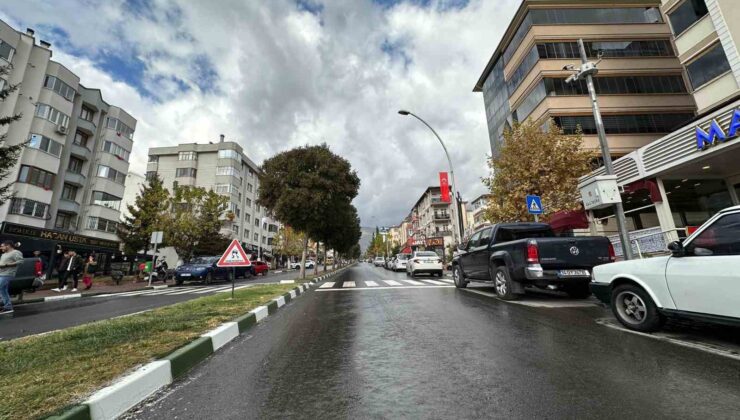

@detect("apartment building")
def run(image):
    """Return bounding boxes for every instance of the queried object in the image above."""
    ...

[408,186,457,257]
[146,137,278,257]
[120,172,146,220]
[466,194,493,235]
[577,0,740,256]
[475,0,697,158]
[0,20,136,272]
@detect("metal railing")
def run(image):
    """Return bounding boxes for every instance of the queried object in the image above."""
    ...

[607,227,688,259]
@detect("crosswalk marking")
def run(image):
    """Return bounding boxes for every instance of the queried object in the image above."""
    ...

[364,281,379,287]
[439,279,453,284]
[421,279,446,286]
[319,282,335,289]
[383,280,402,286]
[193,286,233,294]
[94,284,254,298]
[402,279,424,286]
[343,281,356,288]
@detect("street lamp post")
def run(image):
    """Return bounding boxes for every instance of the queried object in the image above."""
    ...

[398,110,462,246]
[563,39,634,260]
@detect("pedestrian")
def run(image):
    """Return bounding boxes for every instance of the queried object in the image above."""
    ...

[0,240,25,315]
[52,251,83,292]
[136,261,146,283]
[82,254,97,290]
[32,250,48,290]
[54,251,70,292]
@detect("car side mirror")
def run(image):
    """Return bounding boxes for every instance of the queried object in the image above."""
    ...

[667,241,684,257]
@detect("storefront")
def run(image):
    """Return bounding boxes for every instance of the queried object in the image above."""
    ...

[0,222,121,275]
[581,100,740,256]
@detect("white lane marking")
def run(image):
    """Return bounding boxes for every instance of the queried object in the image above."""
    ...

[382,280,402,286]
[439,279,454,284]
[193,286,232,294]
[421,279,446,285]
[319,282,335,289]
[364,281,379,287]
[402,280,424,286]
[461,288,599,308]
[161,288,212,295]
[343,281,356,288]
[317,285,454,292]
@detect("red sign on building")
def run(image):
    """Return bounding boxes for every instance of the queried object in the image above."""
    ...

[439,172,450,202]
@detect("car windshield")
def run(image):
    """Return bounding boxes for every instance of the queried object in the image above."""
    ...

[396,254,409,260]
[416,252,438,257]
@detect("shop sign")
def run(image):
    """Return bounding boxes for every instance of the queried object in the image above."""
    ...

[425,237,444,247]
[0,222,120,250]
[696,109,740,150]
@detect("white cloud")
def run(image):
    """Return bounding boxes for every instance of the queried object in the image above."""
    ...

[1,0,519,227]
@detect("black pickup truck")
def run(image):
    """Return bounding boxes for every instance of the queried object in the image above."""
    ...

[452,223,614,300]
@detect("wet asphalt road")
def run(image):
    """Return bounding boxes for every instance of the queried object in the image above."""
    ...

[127,263,740,419]
[0,268,311,341]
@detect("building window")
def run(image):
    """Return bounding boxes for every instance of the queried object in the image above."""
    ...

[28,134,62,157]
[55,212,74,230]
[267,237,274,246]
[263,222,267,230]
[91,191,122,210]
[145,171,157,181]
[215,184,234,194]
[73,131,89,148]
[254,218,260,227]
[245,214,251,223]
[262,236,266,244]
[0,40,15,62]
[9,198,49,218]
[61,183,78,201]
[246,198,252,207]
[553,113,695,135]
[216,166,240,177]
[668,0,709,37]
[175,168,197,178]
[178,151,197,161]
[102,140,130,161]
[87,216,118,233]
[97,165,126,184]
[543,75,687,96]
[218,149,240,161]
[686,43,732,90]
[514,81,547,121]
[253,233,259,241]
[17,165,54,189]
[68,157,84,174]
[106,117,134,139]
[35,103,70,127]
[245,229,250,238]
[232,224,239,233]
[43,75,76,101]
[246,183,253,192]
[148,155,159,163]
[80,106,94,121]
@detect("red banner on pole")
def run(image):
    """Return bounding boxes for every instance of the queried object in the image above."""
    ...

[439,172,450,202]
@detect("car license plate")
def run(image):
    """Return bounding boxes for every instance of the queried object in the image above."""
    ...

[559,269,589,277]
[180,273,191,277]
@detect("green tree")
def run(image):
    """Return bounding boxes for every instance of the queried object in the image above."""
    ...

[192,189,230,256]
[0,65,25,206]
[118,174,170,255]
[483,119,594,223]
[165,185,229,261]
[258,144,360,278]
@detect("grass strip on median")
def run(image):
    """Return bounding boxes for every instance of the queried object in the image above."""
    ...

[0,283,297,420]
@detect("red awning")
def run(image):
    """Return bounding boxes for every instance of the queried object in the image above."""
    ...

[547,210,589,233]
[623,179,662,203]
[401,246,413,254]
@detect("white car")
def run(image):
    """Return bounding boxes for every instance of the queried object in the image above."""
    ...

[406,251,443,277]
[373,257,385,267]
[290,260,315,270]
[392,254,410,272]
[591,206,740,332]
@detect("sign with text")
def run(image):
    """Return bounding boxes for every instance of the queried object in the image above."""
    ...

[439,172,450,203]
[696,109,740,150]
[217,239,252,267]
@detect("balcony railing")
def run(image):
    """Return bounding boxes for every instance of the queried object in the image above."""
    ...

[434,212,451,220]
[436,230,453,236]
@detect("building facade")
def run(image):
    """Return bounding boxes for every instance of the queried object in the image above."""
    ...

[408,186,457,258]
[120,172,146,221]
[579,0,740,257]
[146,137,278,257]
[475,0,697,159]
[466,194,493,235]
[0,20,136,272]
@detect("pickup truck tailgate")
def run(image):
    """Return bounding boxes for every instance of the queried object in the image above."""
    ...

[534,237,612,269]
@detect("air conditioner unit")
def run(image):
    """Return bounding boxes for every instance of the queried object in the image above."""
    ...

[56,124,68,134]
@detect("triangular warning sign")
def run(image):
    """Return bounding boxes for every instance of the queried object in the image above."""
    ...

[217,239,252,267]
[529,200,541,212]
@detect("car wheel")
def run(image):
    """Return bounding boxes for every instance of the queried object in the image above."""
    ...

[175,278,184,286]
[611,284,664,332]
[452,265,467,289]
[565,284,591,299]
[204,272,213,285]
[493,266,518,300]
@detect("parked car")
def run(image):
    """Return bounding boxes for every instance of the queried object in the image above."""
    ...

[392,253,411,271]
[174,256,243,285]
[591,206,740,332]
[290,260,315,270]
[251,260,269,276]
[407,251,443,277]
[384,257,396,270]
[452,223,614,300]
[8,258,40,297]
[373,257,385,267]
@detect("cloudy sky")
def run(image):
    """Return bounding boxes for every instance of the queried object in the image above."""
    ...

[1,0,518,227]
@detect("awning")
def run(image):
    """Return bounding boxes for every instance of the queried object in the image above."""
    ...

[623,179,662,203]
[401,246,413,254]
[547,210,589,233]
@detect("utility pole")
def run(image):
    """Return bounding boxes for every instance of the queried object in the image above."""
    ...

[564,39,633,259]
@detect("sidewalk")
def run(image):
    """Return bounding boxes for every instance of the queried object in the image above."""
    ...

[16,280,161,304]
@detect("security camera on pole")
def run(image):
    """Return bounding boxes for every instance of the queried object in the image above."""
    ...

[563,39,633,260]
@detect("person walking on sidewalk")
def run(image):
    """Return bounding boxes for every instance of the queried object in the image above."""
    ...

[82,254,97,290]
[0,240,25,316]
[52,251,83,292]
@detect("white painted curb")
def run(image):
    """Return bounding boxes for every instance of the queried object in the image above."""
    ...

[274,296,285,308]
[202,322,239,351]
[289,290,297,299]
[152,285,168,290]
[252,305,268,322]
[280,280,295,284]
[44,293,82,302]
[86,360,172,420]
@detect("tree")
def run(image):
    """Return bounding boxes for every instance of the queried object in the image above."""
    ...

[272,226,305,266]
[118,174,170,255]
[0,64,25,206]
[165,185,229,261]
[483,119,594,223]
[258,144,360,277]
[192,189,230,256]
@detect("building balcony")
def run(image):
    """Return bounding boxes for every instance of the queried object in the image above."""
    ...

[76,118,96,136]
[434,212,451,220]
[64,171,86,187]
[58,199,81,214]
[70,143,92,161]
[430,197,450,206]
[436,230,453,237]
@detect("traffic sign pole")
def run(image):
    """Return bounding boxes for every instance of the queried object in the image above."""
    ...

[217,239,252,299]
[232,267,235,299]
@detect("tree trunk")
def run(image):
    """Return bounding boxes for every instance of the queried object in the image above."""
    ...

[323,242,328,273]
[333,250,337,270]
[314,241,319,276]
[300,235,309,279]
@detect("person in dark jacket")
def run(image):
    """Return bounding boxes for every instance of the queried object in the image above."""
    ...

[52,251,83,292]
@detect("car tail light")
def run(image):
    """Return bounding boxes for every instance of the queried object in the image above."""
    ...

[527,240,539,264]
[608,242,616,262]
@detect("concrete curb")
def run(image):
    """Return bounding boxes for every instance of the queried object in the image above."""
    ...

[54,265,352,420]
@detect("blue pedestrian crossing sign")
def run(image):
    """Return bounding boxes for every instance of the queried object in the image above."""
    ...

[526,195,543,215]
